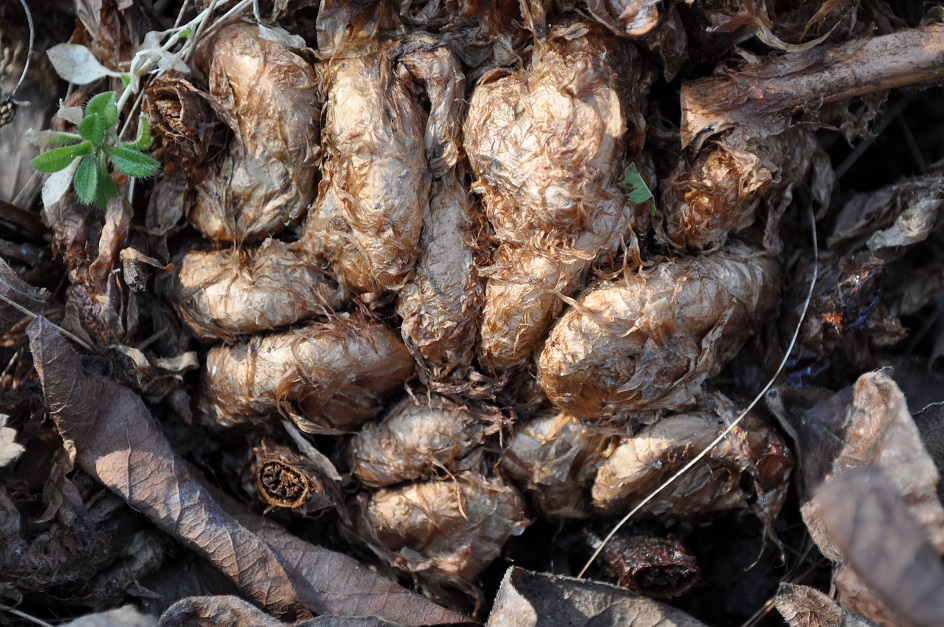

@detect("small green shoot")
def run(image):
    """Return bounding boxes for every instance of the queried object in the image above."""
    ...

[620,163,657,218]
[30,91,159,208]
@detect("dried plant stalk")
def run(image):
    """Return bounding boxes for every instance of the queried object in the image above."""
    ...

[190,21,321,243]
[592,399,793,519]
[303,40,429,293]
[249,440,337,514]
[501,410,615,519]
[352,473,529,598]
[463,18,650,369]
[538,243,781,419]
[170,240,346,341]
[349,395,490,488]
[200,315,413,431]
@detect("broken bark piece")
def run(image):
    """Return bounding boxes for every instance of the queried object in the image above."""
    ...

[501,410,615,519]
[539,243,781,418]
[592,399,793,520]
[681,23,944,149]
[348,394,491,488]
[200,314,413,432]
[27,316,311,621]
[351,472,529,600]
[170,240,346,341]
[463,17,650,369]
[190,21,321,243]
[775,583,876,627]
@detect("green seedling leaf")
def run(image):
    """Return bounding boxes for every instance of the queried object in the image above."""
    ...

[73,155,99,205]
[31,142,92,173]
[85,91,119,128]
[123,116,152,151]
[105,145,160,178]
[95,160,118,209]
[79,113,105,145]
[620,163,658,217]
[120,74,131,87]
[179,27,193,39]
[46,132,84,146]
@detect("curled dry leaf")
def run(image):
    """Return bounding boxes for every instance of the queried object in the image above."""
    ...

[538,243,781,419]
[170,240,346,341]
[816,469,944,627]
[351,472,529,600]
[233,510,470,625]
[190,21,321,243]
[501,410,615,519]
[773,371,944,554]
[486,567,707,627]
[303,40,429,294]
[160,595,281,627]
[26,316,311,621]
[348,394,492,488]
[775,583,876,627]
[597,532,700,599]
[463,18,650,369]
[592,395,793,519]
[200,314,413,431]
[0,255,47,334]
[829,163,944,257]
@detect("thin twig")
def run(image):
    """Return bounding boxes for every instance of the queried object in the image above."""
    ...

[12,0,34,97]
[0,292,93,352]
[577,203,820,579]
[0,604,55,627]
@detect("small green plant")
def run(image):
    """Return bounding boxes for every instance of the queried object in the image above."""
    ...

[30,92,159,209]
[620,162,657,218]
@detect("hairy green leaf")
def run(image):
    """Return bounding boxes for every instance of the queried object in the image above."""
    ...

[123,116,152,152]
[105,145,160,178]
[31,142,92,173]
[73,155,99,204]
[85,91,119,129]
[79,113,105,145]
[95,160,118,209]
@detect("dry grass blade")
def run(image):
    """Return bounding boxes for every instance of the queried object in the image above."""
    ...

[578,203,819,578]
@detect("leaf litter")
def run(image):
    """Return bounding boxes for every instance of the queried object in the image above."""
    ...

[3,0,944,625]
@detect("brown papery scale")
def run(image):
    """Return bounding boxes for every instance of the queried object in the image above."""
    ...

[349,394,492,488]
[303,40,429,294]
[592,394,794,519]
[500,410,615,519]
[170,240,346,341]
[393,43,486,374]
[463,18,651,370]
[598,532,700,599]
[188,21,321,243]
[200,314,413,431]
[538,242,781,419]
[351,473,529,601]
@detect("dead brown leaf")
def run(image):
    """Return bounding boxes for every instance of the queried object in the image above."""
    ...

[775,583,877,627]
[485,567,706,627]
[816,469,944,627]
[0,255,47,333]
[26,316,311,621]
